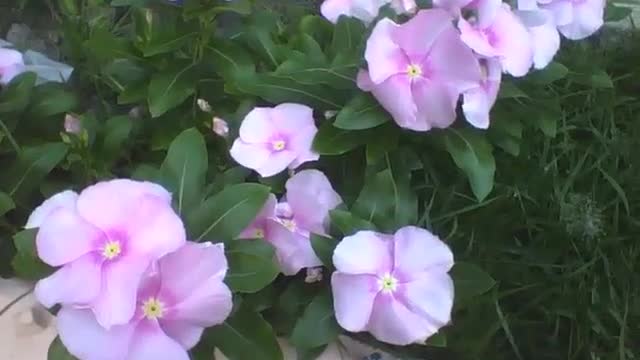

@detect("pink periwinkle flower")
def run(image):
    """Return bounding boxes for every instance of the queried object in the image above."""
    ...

[331,227,454,345]
[321,0,417,24]
[458,1,534,77]
[0,47,24,85]
[229,103,319,178]
[462,58,502,129]
[516,6,561,70]
[531,0,604,40]
[56,242,232,360]
[32,179,186,328]
[358,9,482,131]
[238,170,342,275]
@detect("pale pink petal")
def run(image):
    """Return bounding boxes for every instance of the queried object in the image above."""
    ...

[411,80,458,131]
[256,150,297,178]
[125,195,186,259]
[238,194,277,239]
[331,273,378,331]
[0,64,24,84]
[238,107,275,143]
[320,0,350,23]
[57,308,134,360]
[517,0,539,11]
[92,257,151,328]
[397,273,454,330]
[365,18,408,84]
[128,322,190,360]
[36,207,103,266]
[286,169,342,234]
[391,0,417,14]
[529,17,560,69]
[271,103,315,134]
[266,220,321,275]
[542,0,573,26]
[229,140,271,171]
[166,281,232,327]
[426,26,483,91]
[491,5,534,77]
[0,48,23,67]
[458,18,501,57]
[392,9,453,57]
[320,0,382,24]
[557,0,604,40]
[357,69,376,91]
[367,294,435,345]
[332,231,393,275]
[289,125,320,168]
[463,87,492,129]
[476,0,503,27]
[35,253,102,308]
[432,0,471,15]
[160,321,204,350]
[369,74,417,130]
[25,190,77,228]
[76,179,171,231]
[393,226,454,277]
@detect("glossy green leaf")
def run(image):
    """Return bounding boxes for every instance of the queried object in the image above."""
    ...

[101,115,133,163]
[0,72,37,113]
[290,290,341,349]
[147,63,198,117]
[160,128,208,215]
[329,209,376,236]
[12,229,52,280]
[28,84,78,118]
[225,240,280,293]
[529,62,569,85]
[48,337,76,360]
[312,122,367,155]
[310,234,339,269]
[0,191,15,217]
[333,93,389,130]
[450,262,496,306]
[187,183,271,242]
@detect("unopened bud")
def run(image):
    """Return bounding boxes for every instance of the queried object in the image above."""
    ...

[305,267,323,283]
[212,117,229,137]
[197,98,212,113]
[324,110,337,119]
[64,114,82,134]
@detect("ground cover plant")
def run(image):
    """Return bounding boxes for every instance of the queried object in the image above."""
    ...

[1,0,639,359]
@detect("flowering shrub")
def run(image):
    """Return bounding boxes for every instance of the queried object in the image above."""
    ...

[0,0,621,359]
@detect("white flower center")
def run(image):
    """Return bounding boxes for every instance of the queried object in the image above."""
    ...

[102,241,122,260]
[142,297,165,320]
[272,140,286,151]
[378,273,398,293]
[406,64,422,79]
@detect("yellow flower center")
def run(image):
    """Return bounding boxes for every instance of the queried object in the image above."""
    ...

[254,228,265,238]
[102,241,121,260]
[378,273,398,293]
[406,64,422,79]
[142,298,165,320]
[272,140,286,151]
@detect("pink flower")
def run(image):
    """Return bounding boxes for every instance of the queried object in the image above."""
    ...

[321,0,416,24]
[0,47,24,85]
[33,179,186,328]
[462,58,501,129]
[358,9,482,131]
[331,227,454,345]
[516,7,561,69]
[539,0,604,40]
[458,2,534,77]
[229,103,319,178]
[56,242,232,360]
[64,114,82,134]
[239,170,342,275]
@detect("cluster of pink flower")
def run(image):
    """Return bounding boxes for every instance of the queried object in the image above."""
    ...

[322,0,604,131]
[29,180,232,360]
[0,47,24,85]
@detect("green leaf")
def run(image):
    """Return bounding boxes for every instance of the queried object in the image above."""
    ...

[498,81,529,99]
[312,122,367,155]
[310,234,339,269]
[101,115,132,163]
[0,72,37,113]
[240,74,344,110]
[443,129,496,202]
[187,183,271,241]
[424,332,447,347]
[160,128,208,215]
[275,52,357,90]
[329,209,376,236]
[333,93,389,130]
[28,84,78,118]
[0,191,15,217]
[330,16,366,58]
[450,262,496,306]
[529,62,568,85]
[225,240,280,293]
[290,290,341,349]
[48,337,76,360]
[590,70,614,88]
[12,229,52,280]
[142,31,196,57]
[206,305,284,360]
[147,63,198,117]
[205,41,255,83]
[0,143,68,201]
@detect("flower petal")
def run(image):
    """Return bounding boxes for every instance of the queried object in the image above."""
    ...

[36,207,103,266]
[266,220,321,275]
[289,125,320,168]
[392,9,453,57]
[128,322,190,360]
[229,140,271,172]
[529,17,560,69]
[557,0,604,40]
[286,169,342,234]
[397,273,454,329]
[367,294,437,345]
[239,107,275,143]
[365,18,409,84]
[256,150,298,178]
[393,226,454,277]
[35,253,102,308]
[458,18,501,57]
[463,87,492,129]
[491,5,534,77]
[57,308,134,360]
[271,103,315,134]
[543,0,573,26]
[92,256,151,328]
[411,79,458,131]
[369,74,418,130]
[427,25,483,91]
[238,194,277,239]
[159,321,205,350]
[26,190,78,229]
[331,273,378,331]
[332,231,393,275]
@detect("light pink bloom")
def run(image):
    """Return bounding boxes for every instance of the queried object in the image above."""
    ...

[331,227,455,345]
[212,117,229,138]
[64,114,82,134]
[321,0,416,24]
[516,7,561,69]
[237,194,277,239]
[539,0,604,40]
[358,9,482,131]
[459,2,534,77]
[462,58,501,129]
[0,47,24,85]
[56,242,232,360]
[34,179,186,328]
[229,103,319,178]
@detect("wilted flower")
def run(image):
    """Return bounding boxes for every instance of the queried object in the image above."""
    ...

[358,9,481,131]
[64,114,82,134]
[229,103,319,178]
[56,242,232,360]
[331,226,454,345]
[32,179,186,328]
[0,47,24,85]
[462,58,502,129]
[212,117,229,138]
